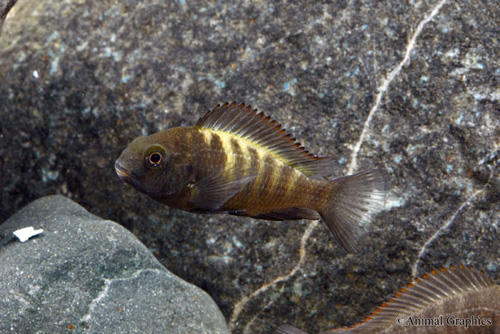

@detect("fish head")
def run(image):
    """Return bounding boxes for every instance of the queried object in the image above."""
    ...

[115,133,194,198]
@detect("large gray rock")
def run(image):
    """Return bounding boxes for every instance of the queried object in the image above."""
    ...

[0,195,228,334]
[0,0,499,333]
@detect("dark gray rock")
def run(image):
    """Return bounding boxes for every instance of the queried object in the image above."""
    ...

[0,0,499,333]
[0,195,228,334]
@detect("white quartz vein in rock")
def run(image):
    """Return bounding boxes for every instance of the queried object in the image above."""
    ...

[81,268,162,323]
[411,162,497,278]
[348,0,448,175]
[228,1,449,331]
[243,298,276,334]
[228,221,319,332]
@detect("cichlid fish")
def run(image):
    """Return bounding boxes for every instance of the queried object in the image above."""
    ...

[115,102,389,252]
[278,265,500,334]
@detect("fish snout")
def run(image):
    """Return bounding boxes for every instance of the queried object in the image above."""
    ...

[114,160,131,180]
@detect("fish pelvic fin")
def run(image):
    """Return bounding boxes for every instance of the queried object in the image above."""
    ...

[319,169,389,253]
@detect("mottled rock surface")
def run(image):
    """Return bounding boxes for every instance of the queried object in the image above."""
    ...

[0,0,499,333]
[0,195,228,334]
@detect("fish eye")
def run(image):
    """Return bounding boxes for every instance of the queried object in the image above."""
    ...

[146,151,164,168]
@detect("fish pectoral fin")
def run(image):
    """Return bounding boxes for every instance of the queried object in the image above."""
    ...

[189,171,257,211]
[251,208,320,221]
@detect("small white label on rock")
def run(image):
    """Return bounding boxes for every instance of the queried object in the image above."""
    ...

[13,227,44,242]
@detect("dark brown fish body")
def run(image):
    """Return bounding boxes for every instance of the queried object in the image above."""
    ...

[139,128,324,216]
[279,265,500,334]
[115,102,389,252]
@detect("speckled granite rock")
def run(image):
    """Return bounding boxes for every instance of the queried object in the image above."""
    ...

[0,195,228,334]
[0,0,499,333]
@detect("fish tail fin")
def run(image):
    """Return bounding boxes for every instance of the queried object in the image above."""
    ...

[319,169,389,253]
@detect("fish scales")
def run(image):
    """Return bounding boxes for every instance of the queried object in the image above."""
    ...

[224,153,315,216]
[199,127,317,215]
[115,102,390,252]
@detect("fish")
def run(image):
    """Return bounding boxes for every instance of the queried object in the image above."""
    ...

[115,102,389,252]
[278,265,500,333]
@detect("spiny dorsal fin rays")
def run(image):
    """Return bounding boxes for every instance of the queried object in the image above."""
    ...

[323,265,497,333]
[277,325,310,334]
[278,266,498,334]
[195,102,336,178]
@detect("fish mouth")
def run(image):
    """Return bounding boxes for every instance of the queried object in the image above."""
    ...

[114,161,131,180]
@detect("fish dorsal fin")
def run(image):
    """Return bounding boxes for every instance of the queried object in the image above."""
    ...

[322,265,497,333]
[277,325,310,334]
[195,102,335,178]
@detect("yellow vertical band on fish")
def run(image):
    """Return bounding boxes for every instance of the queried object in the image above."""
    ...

[206,129,238,177]
[204,128,278,178]
[201,128,213,146]
[203,129,296,172]
[283,168,301,200]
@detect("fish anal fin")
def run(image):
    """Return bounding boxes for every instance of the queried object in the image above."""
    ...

[194,102,335,177]
[248,208,320,221]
